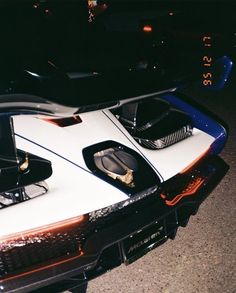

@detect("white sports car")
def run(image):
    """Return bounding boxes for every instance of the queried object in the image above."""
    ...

[0,1,231,292]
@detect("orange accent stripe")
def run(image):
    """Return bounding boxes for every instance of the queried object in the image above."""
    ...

[1,251,84,282]
[163,177,204,207]
[180,148,210,174]
[0,215,85,243]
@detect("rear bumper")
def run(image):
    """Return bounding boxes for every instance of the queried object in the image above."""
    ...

[1,156,228,293]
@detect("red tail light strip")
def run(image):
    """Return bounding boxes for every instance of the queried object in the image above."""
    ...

[161,177,205,207]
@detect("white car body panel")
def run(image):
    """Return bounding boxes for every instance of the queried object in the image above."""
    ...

[13,111,215,181]
[0,109,215,237]
[0,137,128,237]
[104,109,215,180]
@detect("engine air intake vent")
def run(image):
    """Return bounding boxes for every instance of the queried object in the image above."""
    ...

[83,141,161,196]
[115,98,193,149]
[135,125,192,150]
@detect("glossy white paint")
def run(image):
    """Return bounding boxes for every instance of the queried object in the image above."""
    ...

[13,110,214,181]
[13,111,139,172]
[0,109,215,237]
[0,136,128,237]
[104,110,215,180]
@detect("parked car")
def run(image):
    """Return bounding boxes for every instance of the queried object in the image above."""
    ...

[0,1,230,292]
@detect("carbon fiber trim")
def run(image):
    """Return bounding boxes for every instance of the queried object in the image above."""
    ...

[134,125,193,149]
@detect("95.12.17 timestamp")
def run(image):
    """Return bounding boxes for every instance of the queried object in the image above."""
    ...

[202,35,213,86]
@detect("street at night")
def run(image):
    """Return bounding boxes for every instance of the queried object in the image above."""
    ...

[0,2,235,293]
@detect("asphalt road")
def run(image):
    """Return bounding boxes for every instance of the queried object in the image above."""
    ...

[86,70,236,292]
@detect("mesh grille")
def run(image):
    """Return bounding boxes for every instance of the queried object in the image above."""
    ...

[0,225,85,277]
[135,125,193,149]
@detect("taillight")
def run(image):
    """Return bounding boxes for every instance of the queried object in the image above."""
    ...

[160,150,213,206]
[161,176,204,206]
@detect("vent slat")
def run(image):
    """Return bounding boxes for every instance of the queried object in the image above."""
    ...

[135,125,193,150]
